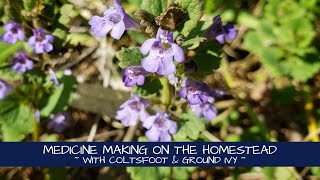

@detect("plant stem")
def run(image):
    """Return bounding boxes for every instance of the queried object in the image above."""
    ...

[32,115,39,142]
[160,77,172,110]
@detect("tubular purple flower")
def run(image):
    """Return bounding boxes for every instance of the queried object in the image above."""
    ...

[48,68,61,87]
[122,66,147,87]
[89,0,139,39]
[115,93,148,127]
[190,102,217,121]
[142,112,177,142]
[28,28,54,54]
[0,79,11,100]
[179,78,210,105]
[204,15,237,44]
[12,53,34,73]
[47,113,70,133]
[1,20,25,44]
[140,28,185,76]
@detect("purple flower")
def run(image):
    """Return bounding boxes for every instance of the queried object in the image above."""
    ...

[1,20,25,44]
[115,93,148,127]
[48,68,61,87]
[0,79,11,100]
[204,15,237,44]
[190,102,217,121]
[47,113,70,133]
[122,66,147,87]
[142,112,177,142]
[140,28,185,76]
[179,78,210,105]
[89,0,139,39]
[12,53,34,73]
[28,28,54,54]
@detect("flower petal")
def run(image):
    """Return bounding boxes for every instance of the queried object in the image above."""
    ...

[141,54,160,73]
[215,34,225,44]
[110,21,125,40]
[145,126,160,142]
[179,87,187,98]
[142,115,156,129]
[28,36,36,46]
[123,14,140,30]
[89,16,112,37]
[172,44,185,63]
[137,74,145,86]
[157,58,176,76]
[140,38,157,55]
[159,132,172,142]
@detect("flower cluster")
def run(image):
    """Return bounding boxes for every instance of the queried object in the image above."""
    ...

[0,19,69,133]
[88,1,237,141]
[1,21,55,54]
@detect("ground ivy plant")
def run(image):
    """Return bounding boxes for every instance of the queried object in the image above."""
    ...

[87,0,236,142]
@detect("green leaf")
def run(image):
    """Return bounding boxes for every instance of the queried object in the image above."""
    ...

[0,67,22,81]
[260,47,285,76]
[243,31,263,54]
[192,42,222,77]
[127,167,160,180]
[59,4,79,25]
[181,37,206,49]
[282,56,320,82]
[66,33,96,46]
[0,41,23,65]
[40,75,76,117]
[23,0,36,11]
[175,0,204,37]
[311,167,320,177]
[0,97,34,141]
[174,111,206,141]
[116,47,144,68]
[48,168,67,180]
[237,12,259,29]
[158,167,196,180]
[141,0,167,16]
[134,77,163,97]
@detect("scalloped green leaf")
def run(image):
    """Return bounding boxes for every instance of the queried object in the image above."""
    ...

[175,0,204,37]
[174,111,206,141]
[116,47,144,68]
[133,77,163,97]
[0,97,34,141]
[141,0,167,16]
